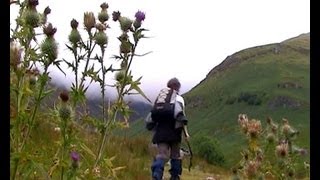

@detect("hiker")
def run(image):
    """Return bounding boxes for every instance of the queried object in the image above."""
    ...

[146,77,190,180]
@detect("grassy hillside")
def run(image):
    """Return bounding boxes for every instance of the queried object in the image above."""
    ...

[183,33,310,167]
[10,29,309,179]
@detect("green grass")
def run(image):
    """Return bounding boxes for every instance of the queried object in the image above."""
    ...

[128,33,310,173]
[10,33,309,179]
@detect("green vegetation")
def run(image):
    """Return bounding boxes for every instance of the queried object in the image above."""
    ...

[10,0,309,179]
[191,133,225,166]
[10,1,153,179]
[183,33,310,169]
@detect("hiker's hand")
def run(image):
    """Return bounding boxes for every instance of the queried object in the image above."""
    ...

[185,133,190,140]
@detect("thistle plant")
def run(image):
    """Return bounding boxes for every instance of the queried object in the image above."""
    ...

[11,1,151,179]
[57,91,73,179]
[10,1,64,179]
[234,114,309,180]
[93,8,151,169]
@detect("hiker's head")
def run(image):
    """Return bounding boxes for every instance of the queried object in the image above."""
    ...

[167,77,181,91]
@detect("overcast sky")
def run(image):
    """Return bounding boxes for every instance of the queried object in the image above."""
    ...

[10,0,310,101]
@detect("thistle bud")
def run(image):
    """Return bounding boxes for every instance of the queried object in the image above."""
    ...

[119,17,133,32]
[24,9,40,27]
[119,33,129,41]
[115,71,125,82]
[83,12,96,32]
[59,106,71,121]
[98,4,109,23]
[94,31,108,47]
[120,41,132,54]
[112,11,121,21]
[40,37,58,63]
[69,29,81,45]
[133,20,141,29]
[98,11,109,23]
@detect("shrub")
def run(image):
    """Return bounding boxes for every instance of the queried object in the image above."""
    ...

[191,133,225,166]
[237,91,264,106]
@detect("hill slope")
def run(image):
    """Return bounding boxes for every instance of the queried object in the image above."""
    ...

[183,33,310,166]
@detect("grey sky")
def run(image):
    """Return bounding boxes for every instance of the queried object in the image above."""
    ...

[10,0,310,101]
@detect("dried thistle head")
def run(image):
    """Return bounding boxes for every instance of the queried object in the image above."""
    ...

[247,119,262,138]
[84,12,96,32]
[238,114,248,124]
[245,160,259,178]
[10,42,23,70]
[275,141,289,158]
[238,114,249,133]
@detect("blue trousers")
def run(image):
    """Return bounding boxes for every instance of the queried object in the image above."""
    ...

[151,142,182,179]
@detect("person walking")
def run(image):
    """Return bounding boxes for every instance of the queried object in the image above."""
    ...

[147,77,190,180]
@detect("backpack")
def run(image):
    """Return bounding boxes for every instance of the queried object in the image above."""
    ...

[150,87,177,122]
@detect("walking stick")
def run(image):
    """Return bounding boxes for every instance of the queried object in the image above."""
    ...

[182,127,193,172]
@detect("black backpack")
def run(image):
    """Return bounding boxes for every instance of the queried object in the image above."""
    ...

[151,88,177,122]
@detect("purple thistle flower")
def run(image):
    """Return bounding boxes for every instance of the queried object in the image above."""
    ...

[135,10,145,22]
[70,151,80,162]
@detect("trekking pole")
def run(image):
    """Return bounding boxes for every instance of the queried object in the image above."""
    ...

[182,127,193,172]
